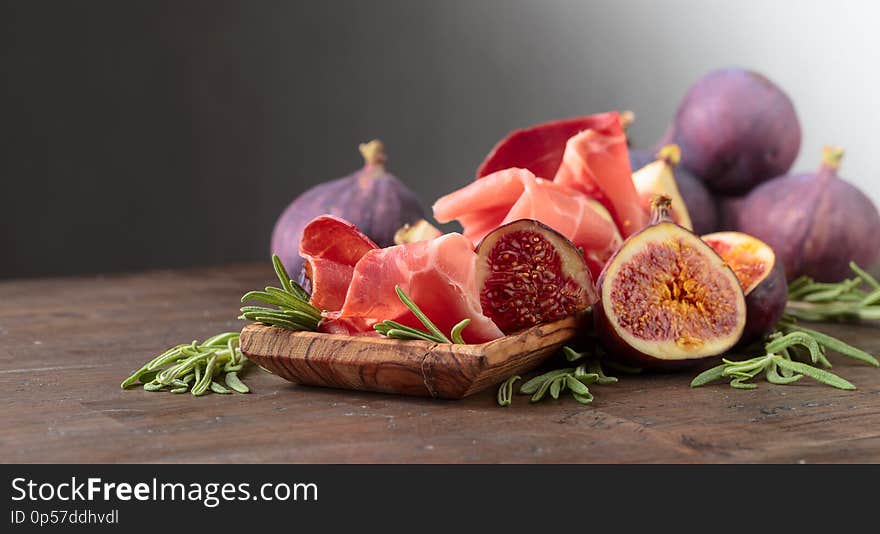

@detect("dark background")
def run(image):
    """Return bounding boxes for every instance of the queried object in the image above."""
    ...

[3,0,877,278]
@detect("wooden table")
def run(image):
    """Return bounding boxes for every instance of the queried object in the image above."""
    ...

[2,264,879,463]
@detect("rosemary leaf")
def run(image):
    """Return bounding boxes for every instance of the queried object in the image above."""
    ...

[272,254,295,295]
[450,319,470,345]
[565,375,590,395]
[520,369,572,394]
[210,381,231,394]
[849,261,880,290]
[563,346,588,362]
[225,371,250,394]
[690,363,727,388]
[572,391,594,405]
[765,362,802,385]
[783,324,879,367]
[549,376,563,399]
[774,358,855,390]
[497,375,520,407]
[373,286,471,344]
[393,286,451,343]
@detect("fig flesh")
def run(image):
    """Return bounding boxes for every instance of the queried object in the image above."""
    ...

[476,219,597,334]
[631,145,693,231]
[736,147,880,282]
[630,147,717,234]
[670,68,801,194]
[393,219,442,244]
[594,197,746,368]
[702,231,788,344]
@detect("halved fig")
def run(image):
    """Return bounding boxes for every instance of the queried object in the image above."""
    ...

[631,144,694,231]
[393,219,442,244]
[702,231,788,344]
[476,219,598,334]
[594,197,746,369]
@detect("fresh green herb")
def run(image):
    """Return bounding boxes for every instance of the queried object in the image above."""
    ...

[689,325,875,390]
[497,375,520,407]
[785,261,880,321]
[238,254,322,331]
[121,333,251,396]
[497,345,618,406]
[374,286,471,344]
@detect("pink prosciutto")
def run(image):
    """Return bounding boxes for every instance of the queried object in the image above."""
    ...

[476,110,647,238]
[321,233,504,344]
[553,121,647,237]
[477,112,626,181]
[299,215,378,311]
[432,168,622,279]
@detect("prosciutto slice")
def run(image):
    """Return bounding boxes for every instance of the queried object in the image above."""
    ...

[432,168,622,279]
[322,233,504,344]
[553,120,647,237]
[476,112,626,180]
[299,215,378,311]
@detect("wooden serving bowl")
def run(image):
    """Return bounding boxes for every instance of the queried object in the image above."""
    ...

[239,315,583,399]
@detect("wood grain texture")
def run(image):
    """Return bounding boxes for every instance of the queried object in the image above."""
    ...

[239,316,581,399]
[1,263,880,463]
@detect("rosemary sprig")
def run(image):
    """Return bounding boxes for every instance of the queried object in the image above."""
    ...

[785,261,880,321]
[497,345,618,406]
[689,324,876,391]
[121,333,251,395]
[374,285,472,344]
[239,254,322,331]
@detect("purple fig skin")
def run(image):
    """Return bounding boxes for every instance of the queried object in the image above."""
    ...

[715,194,747,231]
[270,143,424,277]
[593,302,708,371]
[671,68,801,194]
[629,148,718,234]
[740,260,787,345]
[736,150,880,282]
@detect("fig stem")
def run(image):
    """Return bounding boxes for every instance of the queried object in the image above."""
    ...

[619,110,635,130]
[649,195,674,224]
[359,139,387,167]
[655,144,681,167]
[821,146,844,171]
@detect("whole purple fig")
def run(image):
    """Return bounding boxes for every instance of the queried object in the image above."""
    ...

[737,147,880,282]
[270,140,424,276]
[630,148,717,234]
[670,68,801,194]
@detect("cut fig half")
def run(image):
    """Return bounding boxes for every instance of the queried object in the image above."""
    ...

[476,219,598,334]
[631,144,694,230]
[702,231,788,344]
[595,197,746,368]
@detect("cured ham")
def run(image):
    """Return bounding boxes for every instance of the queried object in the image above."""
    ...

[321,233,504,344]
[553,122,647,237]
[299,215,378,311]
[433,168,622,278]
[475,111,647,238]
[477,112,626,180]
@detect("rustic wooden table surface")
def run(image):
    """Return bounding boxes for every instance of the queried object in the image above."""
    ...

[2,264,879,463]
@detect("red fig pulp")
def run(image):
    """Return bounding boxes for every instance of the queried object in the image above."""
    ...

[476,219,597,334]
[702,231,788,344]
[595,197,746,368]
[736,147,880,282]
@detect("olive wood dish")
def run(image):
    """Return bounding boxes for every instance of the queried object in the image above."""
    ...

[239,315,582,399]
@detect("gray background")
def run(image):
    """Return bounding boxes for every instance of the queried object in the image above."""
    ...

[3,0,878,278]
